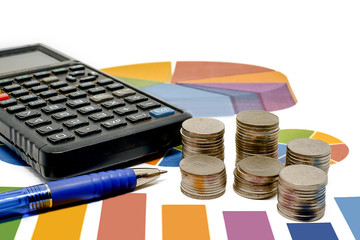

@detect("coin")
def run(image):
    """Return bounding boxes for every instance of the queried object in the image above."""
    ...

[180,155,227,199]
[285,138,331,173]
[182,117,225,136]
[235,110,280,164]
[277,165,327,222]
[233,155,283,199]
[236,110,279,127]
[181,117,225,160]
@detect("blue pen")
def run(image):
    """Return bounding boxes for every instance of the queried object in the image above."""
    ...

[0,168,166,218]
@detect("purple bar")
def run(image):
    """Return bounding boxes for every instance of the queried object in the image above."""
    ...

[223,211,275,240]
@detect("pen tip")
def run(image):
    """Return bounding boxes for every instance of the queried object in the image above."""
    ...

[159,170,167,175]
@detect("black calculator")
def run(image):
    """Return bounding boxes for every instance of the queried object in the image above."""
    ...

[0,44,191,179]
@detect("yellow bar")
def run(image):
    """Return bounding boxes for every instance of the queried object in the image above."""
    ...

[32,204,87,240]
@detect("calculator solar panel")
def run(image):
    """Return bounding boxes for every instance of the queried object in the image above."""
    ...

[0,44,192,179]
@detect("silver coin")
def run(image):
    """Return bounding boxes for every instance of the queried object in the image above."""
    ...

[279,165,327,191]
[286,138,331,157]
[180,155,227,199]
[277,165,327,222]
[236,110,279,127]
[182,117,225,136]
[238,155,284,177]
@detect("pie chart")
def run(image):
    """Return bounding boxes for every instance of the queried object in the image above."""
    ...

[101,61,297,117]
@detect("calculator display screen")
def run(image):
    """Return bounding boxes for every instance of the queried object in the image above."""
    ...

[0,50,60,74]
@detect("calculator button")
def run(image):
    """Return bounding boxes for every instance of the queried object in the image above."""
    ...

[42,76,59,84]
[31,85,49,93]
[88,87,106,95]
[67,99,90,108]
[69,91,87,99]
[37,124,62,135]
[26,117,51,128]
[126,113,151,123]
[79,76,97,83]
[49,95,67,103]
[0,98,17,107]
[28,99,47,109]
[113,88,136,98]
[34,71,50,78]
[63,118,89,129]
[23,80,41,88]
[88,71,99,78]
[4,84,21,92]
[114,106,138,116]
[107,83,124,91]
[75,125,101,137]
[16,110,41,120]
[48,132,75,144]
[68,71,85,77]
[20,94,38,103]
[79,82,96,90]
[12,89,29,97]
[101,118,127,129]
[40,89,58,98]
[52,67,68,75]
[137,101,161,110]
[59,86,77,94]
[0,78,12,87]
[90,93,113,103]
[15,75,32,82]
[50,81,68,89]
[42,104,66,114]
[52,111,77,121]
[89,112,114,122]
[7,104,26,113]
[101,99,125,109]
[149,107,175,117]
[69,65,85,71]
[66,75,77,82]
[77,105,101,115]
[97,78,114,86]
[0,93,9,101]
[125,95,148,104]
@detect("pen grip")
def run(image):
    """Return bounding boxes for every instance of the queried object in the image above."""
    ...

[47,169,137,207]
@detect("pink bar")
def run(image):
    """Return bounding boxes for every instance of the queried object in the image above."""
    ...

[223,211,275,240]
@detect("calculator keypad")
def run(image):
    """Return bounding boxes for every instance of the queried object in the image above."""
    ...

[0,63,176,145]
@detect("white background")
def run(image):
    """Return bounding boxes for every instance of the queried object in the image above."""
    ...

[1,0,360,239]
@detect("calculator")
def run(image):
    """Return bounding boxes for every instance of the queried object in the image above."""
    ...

[0,44,192,179]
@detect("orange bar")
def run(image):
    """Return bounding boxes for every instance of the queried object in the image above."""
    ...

[162,205,210,240]
[32,204,87,240]
[97,193,147,240]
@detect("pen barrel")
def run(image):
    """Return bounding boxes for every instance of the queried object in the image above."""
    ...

[47,168,137,207]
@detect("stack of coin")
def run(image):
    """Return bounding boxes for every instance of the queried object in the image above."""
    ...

[286,138,331,173]
[179,155,226,199]
[233,155,284,199]
[235,110,279,163]
[277,165,327,222]
[181,117,225,160]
